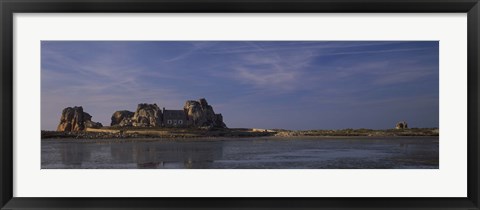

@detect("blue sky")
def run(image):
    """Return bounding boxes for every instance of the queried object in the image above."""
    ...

[41,41,439,130]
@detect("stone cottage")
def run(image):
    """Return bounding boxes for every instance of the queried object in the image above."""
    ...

[162,108,188,127]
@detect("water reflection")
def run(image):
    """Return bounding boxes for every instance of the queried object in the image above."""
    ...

[60,141,223,169]
[43,137,439,169]
[61,143,90,167]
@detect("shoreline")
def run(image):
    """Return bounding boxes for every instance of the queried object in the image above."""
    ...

[41,127,439,140]
[41,135,440,143]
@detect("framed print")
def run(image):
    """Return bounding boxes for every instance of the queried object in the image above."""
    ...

[1,0,479,209]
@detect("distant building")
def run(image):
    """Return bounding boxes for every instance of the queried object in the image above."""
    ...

[162,108,188,127]
[395,121,408,129]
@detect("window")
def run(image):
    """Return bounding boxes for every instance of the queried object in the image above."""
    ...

[167,120,172,124]
[178,120,183,124]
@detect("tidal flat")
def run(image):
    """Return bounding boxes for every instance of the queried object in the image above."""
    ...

[41,136,439,169]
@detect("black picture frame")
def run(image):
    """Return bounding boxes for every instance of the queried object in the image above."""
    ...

[1,0,479,209]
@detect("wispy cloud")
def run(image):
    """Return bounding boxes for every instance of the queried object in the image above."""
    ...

[205,41,401,54]
[210,43,316,93]
[42,41,439,130]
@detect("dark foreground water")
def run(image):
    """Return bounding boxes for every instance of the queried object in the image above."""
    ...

[41,137,439,169]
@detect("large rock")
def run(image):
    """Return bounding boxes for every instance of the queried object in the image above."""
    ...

[132,103,162,127]
[111,110,134,126]
[395,121,408,129]
[56,106,103,131]
[214,114,226,128]
[183,98,226,128]
[83,112,103,129]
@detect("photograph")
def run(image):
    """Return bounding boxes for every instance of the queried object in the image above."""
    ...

[2,0,477,208]
[41,41,439,169]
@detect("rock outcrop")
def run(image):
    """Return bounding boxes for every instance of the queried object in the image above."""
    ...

[83,112,103,129]
[214,114,225,128]
[395,121,408,129]
[132,103,162,127]
[56,106,103,131]
[183,98,226,128]
[111,110,135,127]
[56,99,225,131]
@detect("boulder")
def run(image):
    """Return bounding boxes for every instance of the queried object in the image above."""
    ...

[183,98,226,128]
[395,121,408,129]
[214,114,226,128]
[119,118,134,127]
[85,120,103,129]
[111,110,134,126]
[56,106,103,131]
[132,103,162,127]
[83,112,103,129]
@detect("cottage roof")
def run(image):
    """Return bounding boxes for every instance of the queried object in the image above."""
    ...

[163,110,187,118]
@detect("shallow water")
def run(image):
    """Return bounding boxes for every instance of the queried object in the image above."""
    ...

[41,137,439,169]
